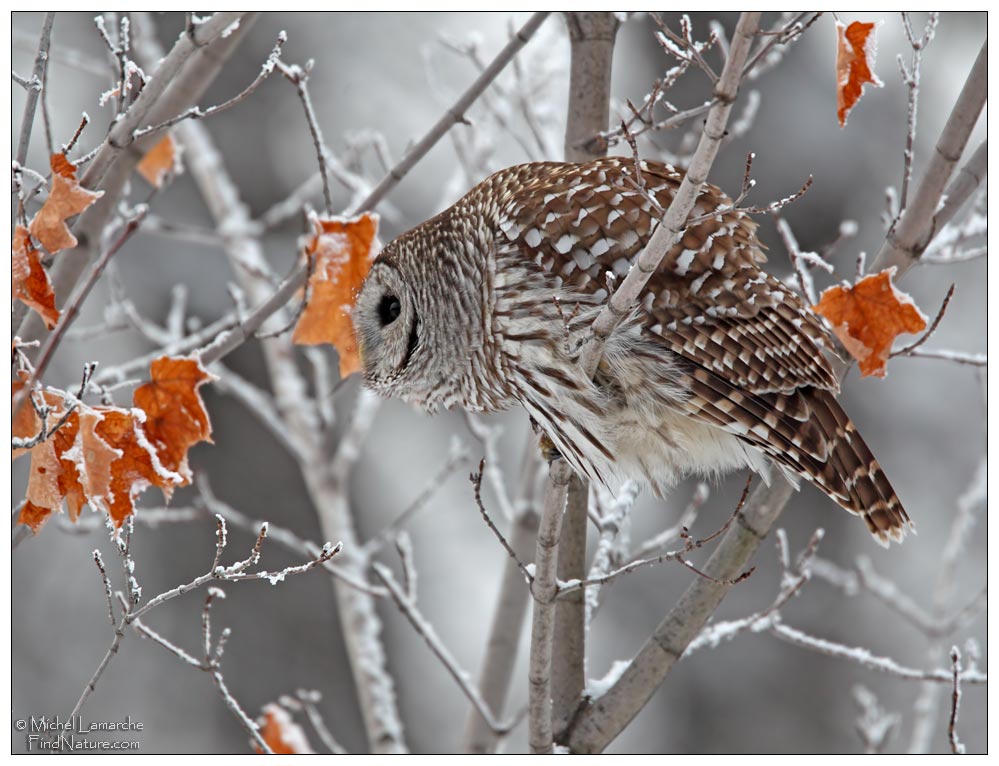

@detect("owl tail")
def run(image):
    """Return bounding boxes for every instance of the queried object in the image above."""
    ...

[792,388,914,547]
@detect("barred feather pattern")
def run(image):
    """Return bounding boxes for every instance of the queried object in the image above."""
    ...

[354,158,913,546]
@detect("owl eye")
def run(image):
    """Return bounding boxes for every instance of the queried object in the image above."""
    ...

[378,294,402,326]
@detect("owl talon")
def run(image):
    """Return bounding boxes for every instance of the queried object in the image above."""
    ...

[538,432,563,463]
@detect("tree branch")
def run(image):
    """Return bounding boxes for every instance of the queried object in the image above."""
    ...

[872,39,986,272]
[578,11,762,379]
[528,459,573,753]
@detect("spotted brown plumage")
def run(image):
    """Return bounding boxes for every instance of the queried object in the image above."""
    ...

[354,157,913,546]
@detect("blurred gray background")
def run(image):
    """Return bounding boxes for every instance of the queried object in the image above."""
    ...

[12,12,986,754]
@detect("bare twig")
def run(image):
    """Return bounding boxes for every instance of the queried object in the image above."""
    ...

[295,690,348,755]
[13,13,55,176]
[133,31,287,140]
[890,284,954,358]
[948,647,966,754]
[896,12,939,212]
[470,461,534,583]
[362,438,469,557]
[353,12,549,213]
[904,349,986,366]
[276,58,333,214]
[853,685,900,754]
[11,362,95,451]
[373,563,516,735]
[463,447,542,754]
[83,12,247,192]
[630,482,709,562]
[768,621,986,686]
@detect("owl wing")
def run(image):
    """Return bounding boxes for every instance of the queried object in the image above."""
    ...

[493,157,838,395]
[492,158,910,543]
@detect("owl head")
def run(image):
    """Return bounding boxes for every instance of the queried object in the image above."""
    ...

[352,234,481,412]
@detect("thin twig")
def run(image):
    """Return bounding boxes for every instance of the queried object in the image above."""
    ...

[373,562,515,736]
[890,284,954,358]
[904,349,986,367]
[948,647,966,754]
[11,362,95,451]
[896,12,939,213]
[470,461,534,583]
[276,58,333,214]
[13,12,55,172]
[362,440,469,557]
[133,31,286,141]
[353,12,549,213]
[768,621,986,685]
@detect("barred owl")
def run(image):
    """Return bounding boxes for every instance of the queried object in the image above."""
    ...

[353,158,912,546]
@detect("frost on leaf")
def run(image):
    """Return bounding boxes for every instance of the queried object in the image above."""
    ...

[835,20,883,127]
[28,153,104,254]
[12,224,59,329]
[133,356,216,483]
[812,268,927,378]
[255,704,315,754]
[12,355,215,532]
[292,212,380,377]
[137,134,182,187]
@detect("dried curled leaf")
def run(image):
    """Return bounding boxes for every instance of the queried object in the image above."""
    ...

[13,355,215,531]
[28,153,104,254]
[835,20,884,127]
[292,212,380,377]
[813,267,928,378]
[12,224,59,329]
[255,704,315,755]
[137,134,182,187]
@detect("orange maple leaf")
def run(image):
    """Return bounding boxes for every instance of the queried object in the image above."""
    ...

[11,370,40,457]
[13,355,216,531]
[137,134,181,187]
[813,267,927,378]
[292,212,380,377]
[835,20,884,127]
[255,704,315,755]
[12,224,60,329]
[28,153,104,254]
[132,356,216,482]
[93,407,172,526]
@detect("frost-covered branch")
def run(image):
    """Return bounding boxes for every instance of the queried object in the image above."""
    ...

[464,448,542,754]
[128,589,273,754]
[528,458,572,753]
[768,622,986,686]
[853,685,900,754]
[373,563,517,737]
[13,12,55,212]
[872,39,986,272]
[896,12,939,211]
[276,58,333,214]
[552,13,620,737]
[579,12,761,379]
[132,31,287,140]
